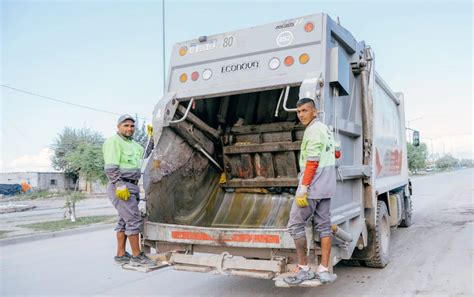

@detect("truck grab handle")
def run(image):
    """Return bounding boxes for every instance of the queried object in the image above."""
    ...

[282,85,297,112]
[169,98,195,124]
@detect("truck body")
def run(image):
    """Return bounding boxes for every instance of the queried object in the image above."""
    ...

[142,13,413,286]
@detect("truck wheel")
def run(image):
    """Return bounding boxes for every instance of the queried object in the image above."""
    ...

[399,194,413,227]
[340,259,362,267]
[365,201,390,268]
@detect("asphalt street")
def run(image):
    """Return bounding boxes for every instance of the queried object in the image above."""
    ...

[1,169,472,296]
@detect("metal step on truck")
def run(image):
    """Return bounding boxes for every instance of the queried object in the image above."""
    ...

[139,12,414,287]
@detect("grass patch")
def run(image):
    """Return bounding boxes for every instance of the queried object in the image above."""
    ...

[0,230,13,238]
[18,215,116,232]
[14,190,63,200]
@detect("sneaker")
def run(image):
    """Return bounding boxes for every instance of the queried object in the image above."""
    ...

[130,252,157,268]
[283,267,316,284]
[114,251,131,265]
[316,270,337,284]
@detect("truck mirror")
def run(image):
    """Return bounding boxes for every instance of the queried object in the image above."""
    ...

[413,131,420,146]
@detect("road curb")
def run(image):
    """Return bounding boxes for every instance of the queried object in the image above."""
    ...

[0,223,115,246]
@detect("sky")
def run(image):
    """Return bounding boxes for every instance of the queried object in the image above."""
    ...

[1,0,472,172]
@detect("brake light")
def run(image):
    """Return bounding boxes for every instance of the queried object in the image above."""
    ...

[304,22,314,32]
[191,71,199,81]
[299,53,310,64]
[284,56,294,66]
[179,73,187,83]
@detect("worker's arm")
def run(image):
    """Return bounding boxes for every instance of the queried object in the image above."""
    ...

[302,133,323,186]
[295,134,323,208]
[103,137,123,186]
[302,159,319,186]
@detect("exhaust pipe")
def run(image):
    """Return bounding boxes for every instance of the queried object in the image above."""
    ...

[331,225,353,243]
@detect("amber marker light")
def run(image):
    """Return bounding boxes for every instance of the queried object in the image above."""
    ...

[179,73,188,83]
[304,22,314,32]
[179,46,188,56]
[284,56,294,66]
[299,53,310,64]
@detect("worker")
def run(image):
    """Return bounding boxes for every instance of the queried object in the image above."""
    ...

[284,98,338,285]
[103,114,156,267]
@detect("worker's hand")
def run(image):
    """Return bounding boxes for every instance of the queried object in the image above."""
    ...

[295,185,309,208]
[146,124,154,136]
[115,185,130,201]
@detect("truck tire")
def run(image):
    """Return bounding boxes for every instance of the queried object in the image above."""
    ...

[340,259,362,267]
[399,194,413,227]
[365,201,390,268]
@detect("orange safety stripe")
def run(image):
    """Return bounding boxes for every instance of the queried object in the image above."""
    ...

[171,231,280,244]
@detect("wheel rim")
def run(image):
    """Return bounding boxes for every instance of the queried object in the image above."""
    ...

[381,216,390,254]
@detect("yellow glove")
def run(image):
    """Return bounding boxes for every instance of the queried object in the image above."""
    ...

[146,124,154,136]
[115,185,130,201]
[295,185,309,208]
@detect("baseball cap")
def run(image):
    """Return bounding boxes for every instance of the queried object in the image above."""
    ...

[117,114,135,124]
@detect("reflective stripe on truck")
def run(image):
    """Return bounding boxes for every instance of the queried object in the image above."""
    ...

[144,221,299,249]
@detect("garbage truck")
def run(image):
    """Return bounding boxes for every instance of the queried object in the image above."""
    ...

[141,12,413,287]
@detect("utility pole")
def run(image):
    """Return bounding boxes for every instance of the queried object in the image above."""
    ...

[162,0,166,93]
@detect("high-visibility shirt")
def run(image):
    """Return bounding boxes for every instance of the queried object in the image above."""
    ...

[103,134,144,184]
[299,119,336,199]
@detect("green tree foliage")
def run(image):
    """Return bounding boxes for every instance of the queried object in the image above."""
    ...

[435,154,459,169]
[65,142,107,184]
[459,159,473,168]
[51,127,105,181]
[133,115,149,148]
[407,142,428,171]
[51,127,106,222]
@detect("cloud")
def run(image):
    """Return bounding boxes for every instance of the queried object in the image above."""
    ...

[0,148,57,172]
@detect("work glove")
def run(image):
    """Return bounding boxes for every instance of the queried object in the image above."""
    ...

[295,185,309,208]
[146,124,154,136]
[115,184,130,201]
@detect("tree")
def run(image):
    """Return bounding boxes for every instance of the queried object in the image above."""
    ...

[435,154,459,169]
[459,159,473,168]
[407,142,428,172]
[51,127,105,182]
[51,127,105,222]
[65,142,107,184]
[133,115,149,148]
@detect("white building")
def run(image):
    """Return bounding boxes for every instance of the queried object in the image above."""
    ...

[0,172,75,191]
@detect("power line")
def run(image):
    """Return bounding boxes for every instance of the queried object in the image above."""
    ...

[1,84,149,121]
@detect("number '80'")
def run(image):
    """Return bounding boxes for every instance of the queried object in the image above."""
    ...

[223,36,234,48]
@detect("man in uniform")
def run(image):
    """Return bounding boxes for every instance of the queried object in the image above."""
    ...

[284,98,338,284]
[103,114,155,267]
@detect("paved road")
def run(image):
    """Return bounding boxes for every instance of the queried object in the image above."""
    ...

[0,196,119,237]
[1,169,472,296]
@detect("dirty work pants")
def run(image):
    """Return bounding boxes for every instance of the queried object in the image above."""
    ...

[107,182,142,236]
[287,198,332,240]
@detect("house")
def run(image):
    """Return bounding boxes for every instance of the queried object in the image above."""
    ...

[0,172,75,191]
